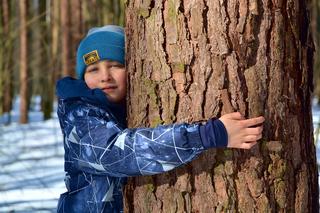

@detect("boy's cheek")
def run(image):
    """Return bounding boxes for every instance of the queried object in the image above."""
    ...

[84,78,97,89]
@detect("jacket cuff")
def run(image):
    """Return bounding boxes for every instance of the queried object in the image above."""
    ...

[199,118,228,149]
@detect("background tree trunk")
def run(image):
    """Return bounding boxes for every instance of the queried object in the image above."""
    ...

[124,0,319,212]
[0,0,4,116]
[0,0,14,123]
[29,0,42,109]
[37,0,53,120]
[50,0,61,83]
[99,0,115,25]
[311,0,320,99]
[70,0,83,68]
[60,0,72,77]
[19,0,28,124]
[2,0,13,116]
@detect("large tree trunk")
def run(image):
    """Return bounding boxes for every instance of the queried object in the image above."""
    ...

[124,0,319,212]
[19,0,28,124]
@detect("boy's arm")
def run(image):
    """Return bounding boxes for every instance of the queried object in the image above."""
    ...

[63,103,227,177]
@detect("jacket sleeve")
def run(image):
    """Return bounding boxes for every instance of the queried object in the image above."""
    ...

[62,102,203,177]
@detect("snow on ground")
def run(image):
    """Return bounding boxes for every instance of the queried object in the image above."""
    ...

[312,99,320,167]
[0,97,65,213]
[0,96,319,212]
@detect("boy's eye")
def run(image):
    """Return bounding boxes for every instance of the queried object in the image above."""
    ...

[87,67,98,72]
[110,64,124,68]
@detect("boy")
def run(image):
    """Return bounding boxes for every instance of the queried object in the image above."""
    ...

[56,25,264,212]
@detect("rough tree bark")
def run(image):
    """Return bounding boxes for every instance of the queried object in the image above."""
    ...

[19,0,28,124]
[124,0,319,212]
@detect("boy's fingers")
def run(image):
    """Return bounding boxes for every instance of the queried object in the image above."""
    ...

[244,134,262,142]
[242,116,265,127]
[245,126,263,135]
[241,141,257,149]
[244,135,258,142]
[227,112,244,120]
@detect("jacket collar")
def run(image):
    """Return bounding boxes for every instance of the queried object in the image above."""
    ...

[56,77,127,126]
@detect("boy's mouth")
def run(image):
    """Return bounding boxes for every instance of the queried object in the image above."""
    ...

[102,86,117,92]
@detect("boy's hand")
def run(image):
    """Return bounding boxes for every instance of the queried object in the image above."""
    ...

[219,112,265,149]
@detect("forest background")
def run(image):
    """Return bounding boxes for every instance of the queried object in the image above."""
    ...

[0,0,125,123]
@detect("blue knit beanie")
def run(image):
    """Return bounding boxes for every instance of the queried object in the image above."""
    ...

[76,25,125,79]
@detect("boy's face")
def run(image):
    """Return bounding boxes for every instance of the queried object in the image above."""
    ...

[84,60,126,103]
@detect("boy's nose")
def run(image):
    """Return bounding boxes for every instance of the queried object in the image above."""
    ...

[101,68,111,82]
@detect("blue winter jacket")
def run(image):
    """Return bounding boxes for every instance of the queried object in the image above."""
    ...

[56,77,227,213]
